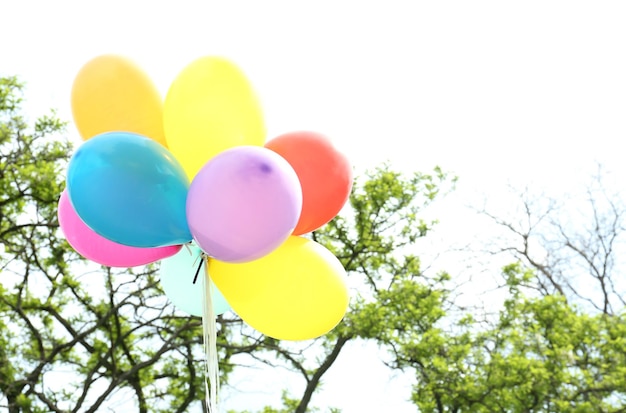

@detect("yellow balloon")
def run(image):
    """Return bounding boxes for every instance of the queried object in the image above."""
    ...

[209,236,349,341]
[71,55,166,146]
[163,56,266,179]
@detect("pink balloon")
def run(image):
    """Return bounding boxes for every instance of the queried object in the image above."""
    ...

[58,190,182,267]
[186,146,302,263]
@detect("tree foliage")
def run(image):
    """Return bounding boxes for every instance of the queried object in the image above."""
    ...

[378,178,626,412]
[381,262,626,412]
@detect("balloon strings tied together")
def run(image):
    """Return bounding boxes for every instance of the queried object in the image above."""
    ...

[202,255,219,413]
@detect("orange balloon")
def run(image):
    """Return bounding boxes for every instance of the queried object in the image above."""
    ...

[71,55,166,146]
[265,131,352,234]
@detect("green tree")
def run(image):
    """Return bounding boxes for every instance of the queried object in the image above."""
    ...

[376,176,626,412]
[381,262,626,412]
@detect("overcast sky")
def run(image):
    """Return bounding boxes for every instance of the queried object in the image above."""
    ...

[3,1,626,411]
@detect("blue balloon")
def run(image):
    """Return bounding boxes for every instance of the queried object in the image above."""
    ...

[66,132,192,247]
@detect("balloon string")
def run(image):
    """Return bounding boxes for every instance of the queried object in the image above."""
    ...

[202,256,219,413]
[193,255,203,284]
[183,242,194,256]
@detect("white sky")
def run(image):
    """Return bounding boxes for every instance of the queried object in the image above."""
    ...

[3,1,626,412]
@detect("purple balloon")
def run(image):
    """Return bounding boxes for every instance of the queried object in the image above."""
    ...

[187,146,302,263]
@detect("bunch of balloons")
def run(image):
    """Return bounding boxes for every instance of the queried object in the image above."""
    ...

[58,55,353,341]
